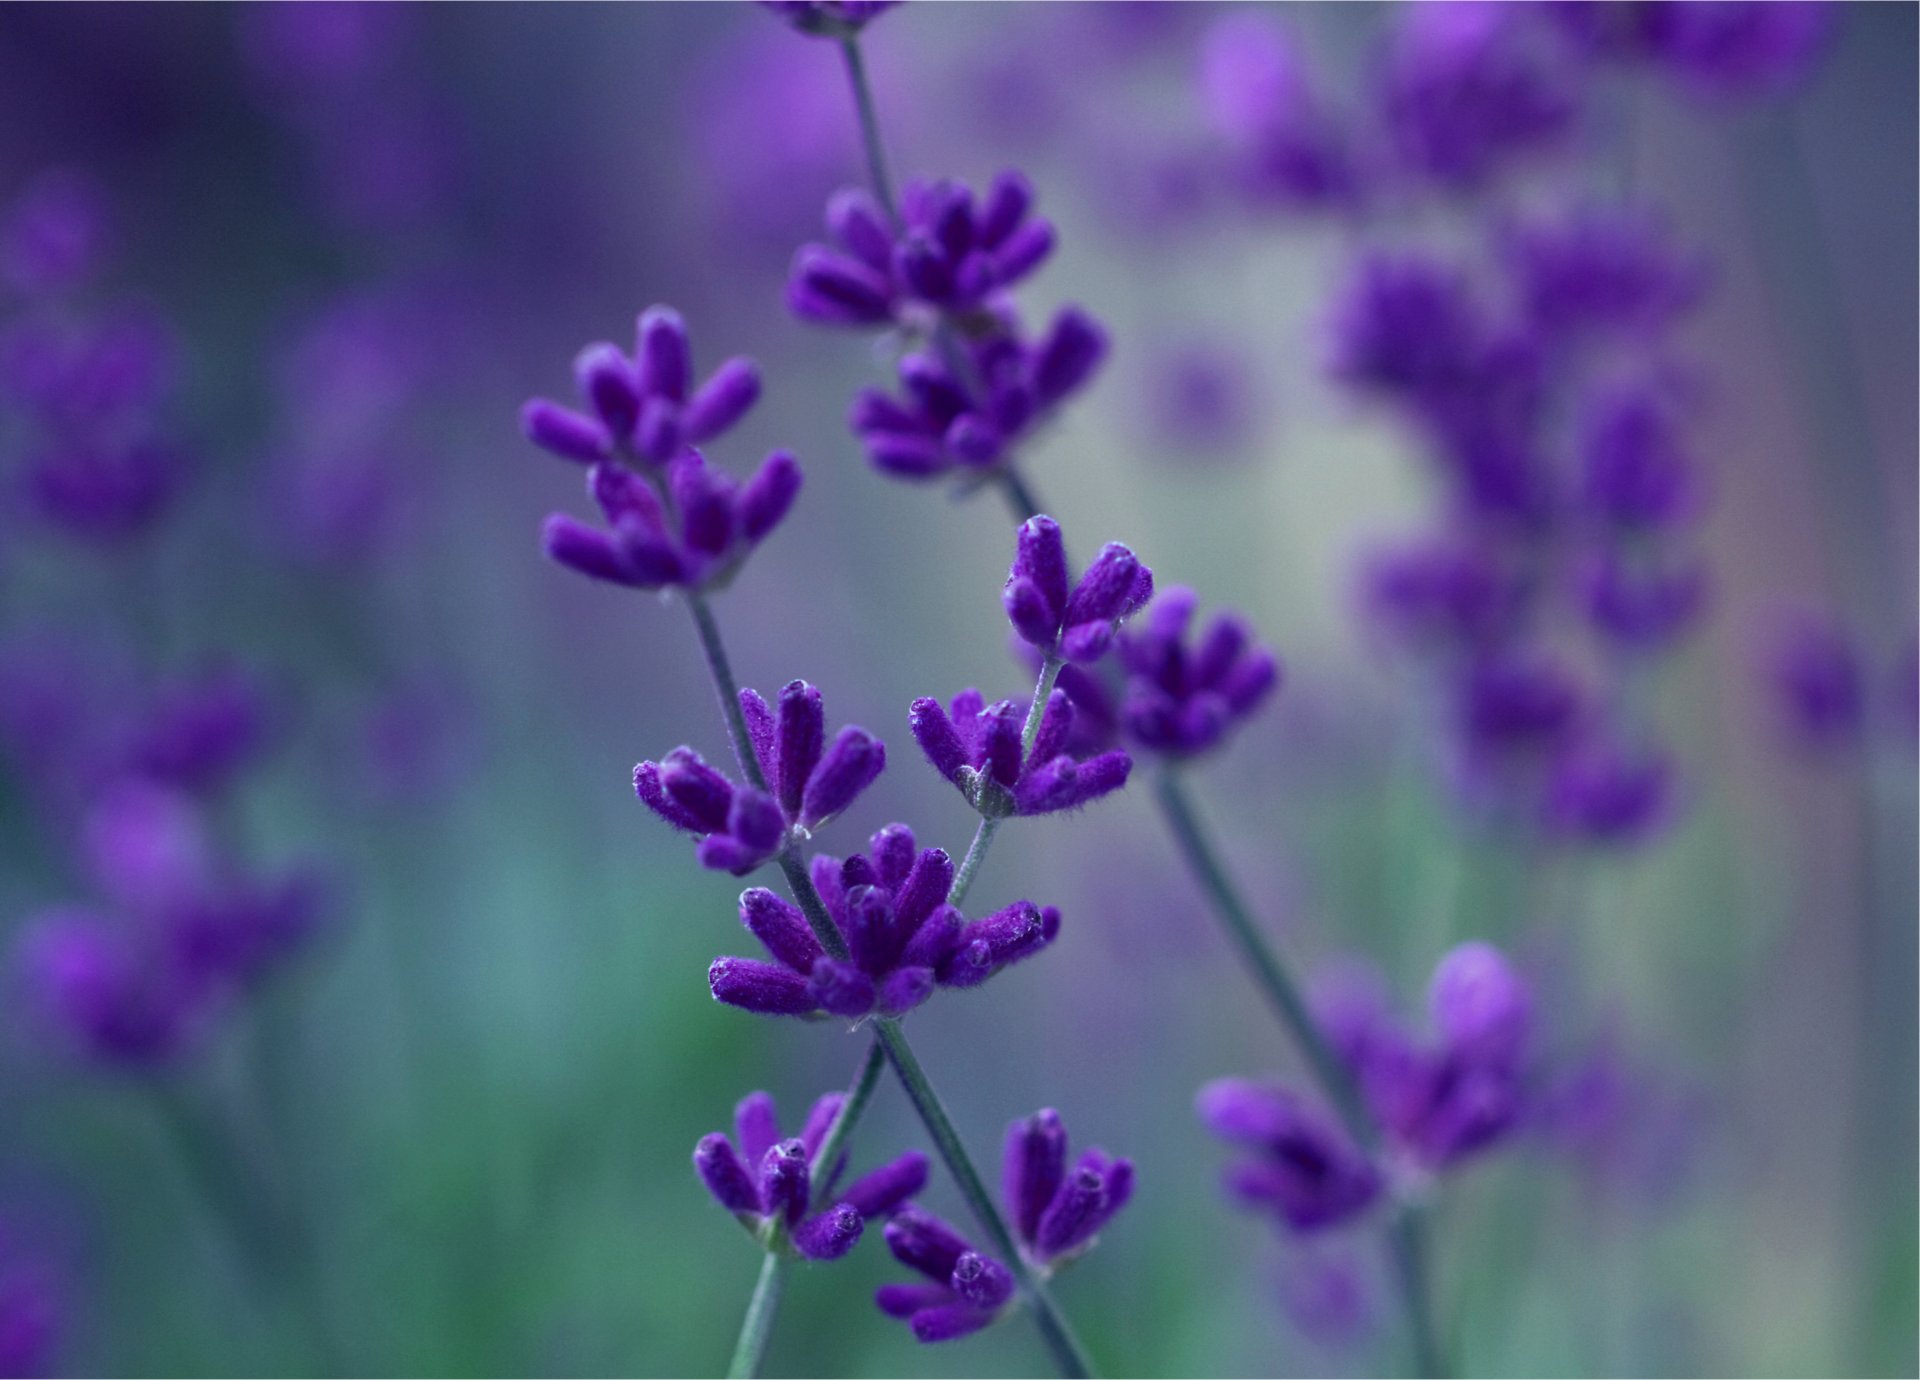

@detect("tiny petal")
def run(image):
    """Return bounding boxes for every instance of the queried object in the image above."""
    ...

[991,218,1055,286]
[827,186,896,270]
[521,399,611,464]
[1065,543,1144,626]
[869,824,917,887]
[573,342,640,439]
[683,357,762,443]
[738,450,803,543]
[729,788,786,852]
[1012,515,1070,624]
[890,848,953,936]
[839,1151,930,1219]
[910,1303,1000,1344]
[793,1204,864,1260]
[1004,1108,1067,1246]
[637,304,691,402]
[710,957,817,1015]
[735,1091,781,1164]
[694,1132,763,1214]
[659,748,735,832]
[542,514,641,586]
[800,1092,848,1159]
[977,169,1033,249]
[800,727,885,827]
[740,888,825,974]
[759,1139,811,1227]
[790,245,894,324]
[884,1206,973,1282]
[876,1282,953,1319]
[900,905,962,972]
[775,680,827,817]
[979,701,1024,790]
[1032,308,1108,406]
[1034,1163,1108,1259]
[1004,577,1060,650]
[878,965,936,1015]
[633,760,706,832]
[739,688,777,780]
[950,1251,1016,1309]
[1429,941,1531,1066]
[808,956,877,1018]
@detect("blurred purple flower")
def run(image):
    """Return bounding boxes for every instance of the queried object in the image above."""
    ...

[2,168,111,297]
[758,1,899,39]
[1141,339,1261,458]
[0,1220,66,1378]
[1196,1079,1382,1233]
[1199,11,1364,213]
[1501,203,1711,345]
[1113,587,1282,760]
[1359,533,1530,654]
[1542,734,1675,846]
[1763,611,1866,749]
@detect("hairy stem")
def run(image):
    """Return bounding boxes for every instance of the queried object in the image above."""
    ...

[872,1017,1095,1378]
[810,1037,889,1209]
[727,1250,788,1379]
[685,590,769,791]
[948,815,1002,910]
[838,35,896,219]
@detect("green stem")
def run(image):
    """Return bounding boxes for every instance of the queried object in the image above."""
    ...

[1022,656,1062,756]
[809,1038,889,1208]
[685,590,770,792]
[948,815,1002,910]
[838,35,896,219]
[1390,1209,1447,1379]
[1149,769,1369,1142]
[727,1250,789,1379]
[871,1017,1096,1378]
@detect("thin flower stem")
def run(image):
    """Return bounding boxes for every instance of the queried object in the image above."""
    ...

[726,1249,788,1380]
[948,815,1001,910]
[871,1016,1096,1379]
[838,35,896,219]
[1390,1208,1448,1379]
[685,589,770,792]
[809,1037,889,1209]
[997,467,1045,525]
[1022,656,1062,756]
[1149,768,1370,1141]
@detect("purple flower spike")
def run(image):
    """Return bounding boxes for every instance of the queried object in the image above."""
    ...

[950,1252,1016,1309]
[522,309,798,591]
[790,170,1057,330]
[910,690,1132,819]
[1004,517,1152,665]
[1196,1080,1381,1233]
[1004,1109,1068,1244]
[713,827,1056,1022]
[694,1089,923,1265]
[877,1208,1013,1344]
[1100,587,1283,759]
[1764,612,1866,750]
[1428,942,1531,1067]
[1543,734,1675,846]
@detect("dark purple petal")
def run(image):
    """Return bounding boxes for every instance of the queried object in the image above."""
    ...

[735,1091,781,1165]
[1063,750,1131,808]
[739,688,777,781]
[636,304,691,402]
[759,1139,811,1227]
[884,1206,973,1282]
[541,514,642,586]
[1065,543,1144,626]
[839,1151,929,1219]
[1004,578,1059,651]
[1028,691,1073,765]
[1034,1163,1108,1259]
[800,727,885,827]
[899,905,962,972]
[697,834,773,875]
[633,760,706,832]
[793,1204,864,1260]
[1012,516,1070,624]
[891,848,953,936]
[878,966,935,1016]
[683,357,762,443]
[738,450,803,543]
[876,1282,952,1319]
[694,1132,763,1214]
[521,399,611,464]
[790,245,895,324]
[911,1303,999,1343]
[1013,756,1079,815]
[670,452,736,558]
[635,397,683,466]
[979,700,1023,790]
[709,957,817,1015]
[740,887,824,974]
[867,433,950,478]
[573,342,640,439]
[950,1251,1015,1309]
[944,414,1003,467]
[808,957,877,1018]
[976,170,1033,250]
[844,885,898,977]
[728,788,785,853]
[870,824,916,886]
[659,748,735,832]
[800,1092,847,1159]
[827,186,896,270]
[1003,1108,1067,1246]
[991,218,1055,286]
[775,680,826,817]
[1032,308,1108,406]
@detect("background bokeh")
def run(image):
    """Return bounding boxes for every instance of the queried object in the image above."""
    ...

[0,3,1913,1376]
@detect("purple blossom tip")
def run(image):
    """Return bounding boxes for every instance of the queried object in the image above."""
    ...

[1196,1079,1380,1233]
[793,1204,864,1260]
[909,1302,1000,1344]
[1429,942,1531,1066]
[950,1251,1016,1309]
[709,956,817,1016]
[839,1151,930,1220]
[695,1133,762,1215]
[1004,519,1152,663]
[735,1091,781,1164]
[521,399,611,465]
[799,726,885,827]
[884,1207,973,1282]
[759,1138,812,1227]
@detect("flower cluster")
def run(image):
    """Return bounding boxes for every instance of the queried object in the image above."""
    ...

[910,687,1130,819]
[694,1089,926,1260]
[876,1109,1133,1343]
[1003,516,1153,665]
[634,682,885,875]
[710,824,1059,1020]
[1198,943,1535,1237]
[521,307,800,592]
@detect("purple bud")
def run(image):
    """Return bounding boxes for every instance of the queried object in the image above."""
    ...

[1004,1108,1068,1245]
[793,1204,864,1260]
[800,1092,847,1160]
[637,305,691,402]
[683,357,762,443]
[839,1151,930,1219]
[875,1282,951,1319]
[911,1303,1000,1343]
[977,700,1024,791]
[775,680,826,817]
[735,1091,781,1164]
[790,245,895,325]
[977,170,1033,249]
[890,848,953,936]
[878,965,936,1016]
[808,957,877,1018]
[759,1139,811,1227]
[697,834,773,875]
[740,688,777,780]
[659,748,734,832]
[740,888,824,974]
[1034,1163,1109,1259]
[950,1251,1016,1309]
[844,885,898,976]
[738,450,803,544]
[1013,756,1078,815]
[1033,308,1108,406]
[670,452,736,557]
[1065,543,1144,626]
[867,433,949,478]
[991,218,1055,286]
[729,788,785,853]
[884,1207,973,1282]
[943,414,1003,468]
[1028,691,1073,765]
[709,957,817,1015]
[635,397,683,466]
[1012,516,1070,625]
[694,1132,763,1214]
[899,906,961,972]
[573,343,640,439]
[634,760,706,833]
[521,399,612,464]
[827,187,896,270]
[1004,578,1060,650]
[1429,942,1531,1066]
[541,514,641,586]
[800,727,885,827]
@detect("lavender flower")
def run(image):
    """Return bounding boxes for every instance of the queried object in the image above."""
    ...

[1576,383,1706,531]
[1195,1080,1382,1233]
[909,688,1131,818]
[1542,734,1675,846]
[1360,534,1529,653]
[789,172,1056,328]
[1,168,110,296]
[877,1109,1133,1344]
[634,682,885,875]
[1501,204,1711,344]
[758,1,899,39]
[848,307,1106,481]
[1113,587,1282,759]
[709,824,1060,1019]
[1553,2,1837,101]
[15,907,204,1067]
[1198,11,1364,213]
[1003,516,1153,665]
[1378,0,1581,191]
[694,1088,926,1261]
[1763,612,1866,749]
[1577,549,1708,652]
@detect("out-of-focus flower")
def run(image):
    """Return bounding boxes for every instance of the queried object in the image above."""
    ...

[710,824,1060,1020]
[1140,339,1261,458]
[1199,12,1364,213]
[1577,549,1708,652]
[1359,534,1530,654]
[1,168,111,296]
[0,1219,66,1377]
[634,681,884,875]
[910,688,1131,819]
[1542,734,1674,845]
[693,1088,925,1260]
[1548,1,1837,101]
[1576,383,1705,531]
[876,1110,1132,1343]
[1111,587,1282,759]
[758,1,900,39]
[1500,204,1711,345]
[1195,1080,1382,1233]
[1763,612,1866,749]
[1379,1,1581,191]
